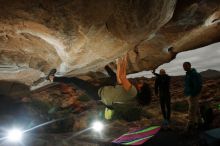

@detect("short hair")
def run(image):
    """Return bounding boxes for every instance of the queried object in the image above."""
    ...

[136,83,152,106]
[183,62,191,67]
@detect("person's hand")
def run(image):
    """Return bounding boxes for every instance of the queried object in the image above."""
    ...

[152,69,155,74]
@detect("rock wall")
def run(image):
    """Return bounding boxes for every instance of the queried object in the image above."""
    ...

[0,0,219,89]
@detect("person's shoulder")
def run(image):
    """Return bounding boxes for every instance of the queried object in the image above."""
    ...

[162,74,170,79]
[165,74,170,77]
[191,68,198,73]
[191,68,200,75]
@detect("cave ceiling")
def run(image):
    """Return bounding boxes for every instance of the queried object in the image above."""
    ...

[0,0,219,88]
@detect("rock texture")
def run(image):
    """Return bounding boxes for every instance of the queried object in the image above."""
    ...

[0,0,219,90]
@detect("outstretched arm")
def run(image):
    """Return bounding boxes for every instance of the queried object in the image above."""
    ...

[117,55,132,91]
[152,69,159,77]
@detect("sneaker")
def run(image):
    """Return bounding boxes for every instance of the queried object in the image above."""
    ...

[46,69,57,80]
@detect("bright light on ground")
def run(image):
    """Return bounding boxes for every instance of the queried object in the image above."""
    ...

[7,129,23,142]
[92,121,104,132]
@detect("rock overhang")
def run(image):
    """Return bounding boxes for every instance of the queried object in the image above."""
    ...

[0,0,219,91]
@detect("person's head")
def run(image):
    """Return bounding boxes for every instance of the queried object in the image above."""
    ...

[159,69,166,75]
[136,82,152,106]
[183,62,191,71]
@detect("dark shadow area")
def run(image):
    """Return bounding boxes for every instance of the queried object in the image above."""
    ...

[0,80,30,97]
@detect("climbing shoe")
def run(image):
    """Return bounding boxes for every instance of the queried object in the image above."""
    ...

[46,69,57,80]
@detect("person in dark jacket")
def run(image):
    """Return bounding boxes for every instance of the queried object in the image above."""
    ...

[183,62,202,131]
[153,69,171,125]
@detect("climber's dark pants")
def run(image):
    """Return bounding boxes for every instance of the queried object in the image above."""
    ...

[53,66,117,101]
[159,93,171,121]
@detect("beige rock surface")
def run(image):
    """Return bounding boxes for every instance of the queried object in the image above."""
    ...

[0,0,219,92]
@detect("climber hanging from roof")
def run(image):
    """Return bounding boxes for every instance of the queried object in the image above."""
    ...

[47,54,151,120]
